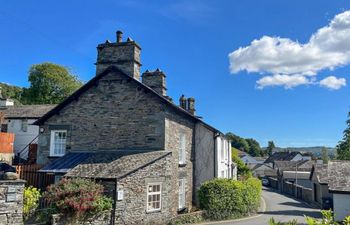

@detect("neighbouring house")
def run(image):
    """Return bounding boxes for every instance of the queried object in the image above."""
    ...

[310,163,332,209]
[35,31,234,225]
[328,161,350,221]
[240,153,259,165]
[251,163,277,178]
[275,160,314,190]
[0,104,56,162]
[265,151,311,167]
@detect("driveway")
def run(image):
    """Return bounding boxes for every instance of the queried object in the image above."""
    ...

[199,187,321,225]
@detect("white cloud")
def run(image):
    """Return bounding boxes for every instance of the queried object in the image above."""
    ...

[229,10,350,89]
[319,76,346,90]
[256,74,312,89]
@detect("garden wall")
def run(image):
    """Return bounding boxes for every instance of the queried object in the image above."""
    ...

[0,179,26,225]
[51,212,112,225]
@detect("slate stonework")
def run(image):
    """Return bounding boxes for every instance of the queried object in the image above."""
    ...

[0,180,25,225]
[37,71,166,165]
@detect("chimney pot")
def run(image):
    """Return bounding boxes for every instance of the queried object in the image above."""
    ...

[187,97,195,115]
[179,95,187,109]
[116,30,123,43]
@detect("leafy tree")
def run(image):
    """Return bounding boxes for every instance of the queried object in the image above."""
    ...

[266,141,276,156]
[226,132,250,153]
[336,112,350,160]
[0,83,23,105]
[246,138,263,157]
[321,147,329,164]
[21,62,82,104]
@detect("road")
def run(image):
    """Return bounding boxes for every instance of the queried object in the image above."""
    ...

[200,187,321,225]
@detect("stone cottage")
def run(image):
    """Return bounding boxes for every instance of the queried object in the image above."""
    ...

[35,31,234,224]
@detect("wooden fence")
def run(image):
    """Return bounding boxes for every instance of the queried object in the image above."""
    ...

[15,164,55,190]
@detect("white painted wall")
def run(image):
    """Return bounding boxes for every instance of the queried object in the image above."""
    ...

[215,136,232,179]
[333,193,350,221]
[5,118,39,158]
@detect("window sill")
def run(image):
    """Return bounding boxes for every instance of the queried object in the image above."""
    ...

[179,163,187,167]
[146,209,161,214]
[48,155,64,158]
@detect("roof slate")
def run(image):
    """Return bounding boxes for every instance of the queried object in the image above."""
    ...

[265,152,301,163]
[0,105,56,119]
[44,150,171,179]
[313,164,329,184]
[328,161,350,192]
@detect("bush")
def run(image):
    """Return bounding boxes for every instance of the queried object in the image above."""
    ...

[23,186,41,220]
[198,178,262,220]
[44,178,113,216]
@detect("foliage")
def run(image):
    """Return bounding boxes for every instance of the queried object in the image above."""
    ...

[266,141,276,156]
[321,147,329,164]
[226,132,265,157]
[232,148,252,178]
[198,178,261,220]
[269,217,297,225]
[336,111,350,160]
[44,178,112,216]
[270,210,350,225]
[0,82,22,105]
[21,62,83,104]
[167,212,205,225]
[23,186,41,220]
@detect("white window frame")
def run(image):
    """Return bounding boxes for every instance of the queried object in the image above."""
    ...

[220,139,225,162]
[50,130,67,157]
[178,179,186,210]
[146,183,162,212]
[179,133,186,165]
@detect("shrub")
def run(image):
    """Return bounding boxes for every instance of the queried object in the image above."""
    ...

[44,178,113,216]
[23,186,41,220]
[198,177,262,220]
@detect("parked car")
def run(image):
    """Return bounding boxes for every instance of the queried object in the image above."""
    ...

[262,177,270,186]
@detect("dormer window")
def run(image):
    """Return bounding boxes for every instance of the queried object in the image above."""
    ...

[50,130,67,157]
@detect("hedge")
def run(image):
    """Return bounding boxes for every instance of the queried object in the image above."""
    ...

[198,178,262,220]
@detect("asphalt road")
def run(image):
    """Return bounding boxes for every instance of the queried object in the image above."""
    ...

[200,187,322,225]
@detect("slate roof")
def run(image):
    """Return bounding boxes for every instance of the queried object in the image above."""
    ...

[311,164,329,184]
[0,104,56,119]
[264,152,301,163]
[40,150,171,179]
[328,160,350,193]
[33,66,222,134]
[275,160,314,175]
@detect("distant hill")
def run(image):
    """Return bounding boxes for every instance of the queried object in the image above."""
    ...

[271,146,336,158]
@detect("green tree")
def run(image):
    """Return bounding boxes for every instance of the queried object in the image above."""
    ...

[321,147,329,164]
[246,138,263,157]
[226,132,250,153]
[21,62,82,104]
[0,83,23,105]
[336,112,350,160]
[266,141,276,156]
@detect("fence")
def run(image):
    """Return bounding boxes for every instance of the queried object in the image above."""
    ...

[15,164,55,190]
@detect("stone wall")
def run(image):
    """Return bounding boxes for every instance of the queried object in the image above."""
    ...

[115,153,176,225]
[165,109,195,211]
[37,71,166,164]
[51,212,111,225]
[0,180,25,225]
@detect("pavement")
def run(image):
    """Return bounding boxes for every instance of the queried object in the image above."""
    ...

[198,186,322,225]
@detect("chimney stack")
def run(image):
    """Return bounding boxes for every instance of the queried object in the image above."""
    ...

[187,97,195,115]
[95,30,142,80]
[142,69,167,96]
[179,95,187,109]
[116,30,123,43]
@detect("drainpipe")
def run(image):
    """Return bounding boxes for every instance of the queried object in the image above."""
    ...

[111,178,117,225]
[213,132,220,177]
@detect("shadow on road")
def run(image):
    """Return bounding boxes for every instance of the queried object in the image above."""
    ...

[261,209,321,218]
[279,201,308,208]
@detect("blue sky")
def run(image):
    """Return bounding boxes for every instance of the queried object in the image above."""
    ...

[1,0,350,147]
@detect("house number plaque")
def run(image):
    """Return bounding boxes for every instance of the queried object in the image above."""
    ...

[6,193,16,202]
